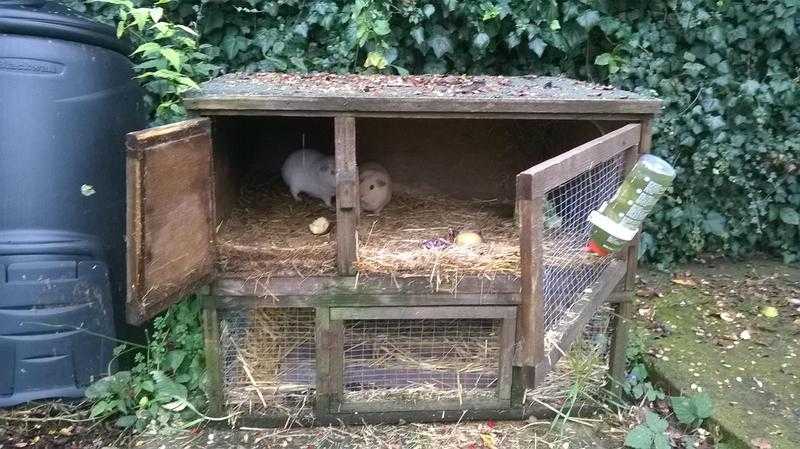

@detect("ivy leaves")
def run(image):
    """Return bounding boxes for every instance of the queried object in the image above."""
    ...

[67,0,799,264]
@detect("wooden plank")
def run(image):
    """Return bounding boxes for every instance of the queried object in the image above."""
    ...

[125,118,215,325]
[211,274,521,297]
[514,193,545,370]
[334,116,358,275]
[236,407,529,427]
[497,310,517,401]
[185,74,660,112]
[314,307,332,415]
[214,293,520,309]
[338,398,508,414]
[201,292,225,417]
[510,366,532,407]
[186,96,661,116]
[517,123,641,196]
[330,306,516,321]
[533,260,627,385]
[184,73,662,116]
[188,109,655,122]
[608,118,652,395]
[329,319,344,413]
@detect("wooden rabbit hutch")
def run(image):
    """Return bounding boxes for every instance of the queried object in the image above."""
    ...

[124,73,660,426]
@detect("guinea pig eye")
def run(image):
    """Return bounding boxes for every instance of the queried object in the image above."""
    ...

[369,185,375,190]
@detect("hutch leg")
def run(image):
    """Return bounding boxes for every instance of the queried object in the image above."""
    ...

[329,318,345,413]
[497,309,518,402]
[334,115,358,275]
[514,174,545,389]
[608,118,653,395]
[200,289,225,418]
[314,306,332,416]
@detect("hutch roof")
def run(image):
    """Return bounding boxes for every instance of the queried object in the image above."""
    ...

[185,73,661,116]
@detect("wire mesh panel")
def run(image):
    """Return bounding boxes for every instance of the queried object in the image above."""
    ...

[219,308,316,417]
[341,318,502,407]
[583,304,614,359]
[541,154,625,350]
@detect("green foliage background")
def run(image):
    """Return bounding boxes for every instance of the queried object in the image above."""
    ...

[66,0,800,265]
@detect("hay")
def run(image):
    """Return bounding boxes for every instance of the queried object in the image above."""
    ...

[221,309,316,419]
[216,179,337,277]
[216,178,604,280]
[354,193,519,279]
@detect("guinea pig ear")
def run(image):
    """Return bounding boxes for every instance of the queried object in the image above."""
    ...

[377,180,387,187]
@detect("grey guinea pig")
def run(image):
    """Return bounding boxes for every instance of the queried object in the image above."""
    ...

[359,162,392,214]
[281,149,336,207]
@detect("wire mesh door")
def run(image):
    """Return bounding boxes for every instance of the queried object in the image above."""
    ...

[328,306,516,413]
[218,307,317,419]
[515,124,641,384]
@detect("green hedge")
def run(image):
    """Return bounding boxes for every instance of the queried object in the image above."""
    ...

[66,0,800,265]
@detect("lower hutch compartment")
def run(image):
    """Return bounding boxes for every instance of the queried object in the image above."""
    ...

[125,73,660,426]
[209,284,520,426]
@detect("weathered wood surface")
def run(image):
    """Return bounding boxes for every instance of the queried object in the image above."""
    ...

[211,274,521,298]
[186,110,653,122]
[185,74,661,116]
[201,292,225,417]
[517,123,641,196]
[314,307,332,414]
[337,398,509,414]
[329,305,516,321]
[497,309,518,401]
[334,116,358,275]
[329,319,344,413]
[514,193,544,369]
[234,407,527,428]
[214,293,520,309]
[125,118,215,325]
[231,402,601,427]
[533,260,627,385]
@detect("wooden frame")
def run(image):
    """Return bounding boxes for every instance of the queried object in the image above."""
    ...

[323,305,517,414]
[514,123,641,387]
[334,116,358,275]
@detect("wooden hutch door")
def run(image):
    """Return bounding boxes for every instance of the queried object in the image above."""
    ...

[125,118,215,325]
[515,123,642,385]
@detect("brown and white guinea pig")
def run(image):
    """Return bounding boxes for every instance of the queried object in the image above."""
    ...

[358,162,392,214]
[281,149,336,207]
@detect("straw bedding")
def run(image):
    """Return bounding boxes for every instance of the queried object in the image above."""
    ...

[215,179,522,279]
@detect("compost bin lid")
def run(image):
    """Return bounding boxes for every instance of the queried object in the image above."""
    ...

[0,0,131,55]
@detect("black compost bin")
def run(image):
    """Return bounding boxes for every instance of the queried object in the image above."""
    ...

[0,0,146,406]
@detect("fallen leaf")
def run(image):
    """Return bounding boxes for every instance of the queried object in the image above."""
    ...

[636,287,661,298]
[739,329,752,340]
[480,434,497,449]
[761,306,779,318]
[717,311,735,322]
[486,419,496,429]
[751,438,772,449]
[672,277,697,287]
